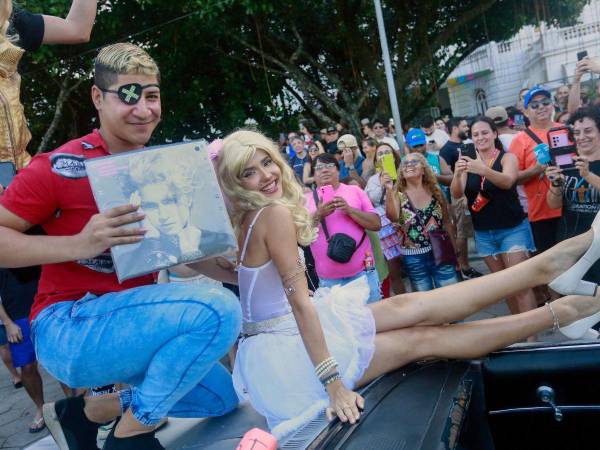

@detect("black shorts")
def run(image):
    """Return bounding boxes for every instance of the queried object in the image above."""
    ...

[530,217,560,253]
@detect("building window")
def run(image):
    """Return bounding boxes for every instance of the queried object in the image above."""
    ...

[475,89,488,115]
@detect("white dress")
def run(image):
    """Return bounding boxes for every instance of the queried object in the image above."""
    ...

[232,208,376,439]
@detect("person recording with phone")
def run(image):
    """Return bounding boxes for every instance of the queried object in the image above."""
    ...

[568,52,600,115]
[509,86,562,254]
[452,117,538,319]
[364,143,406,295]
[546,107,600,283]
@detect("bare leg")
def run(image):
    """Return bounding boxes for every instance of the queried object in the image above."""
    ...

[386,257,405,295]
[83,392,121,424]
[456,237,470,272]
[0,344,21,384]
[359,294,593,386]
[369,231,593,332]
[21,362,44,423]
[500,251,537,315]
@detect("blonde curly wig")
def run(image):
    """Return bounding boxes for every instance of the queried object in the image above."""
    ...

[218,129,317,246]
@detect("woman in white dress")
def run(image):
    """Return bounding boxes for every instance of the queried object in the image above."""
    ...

[208,129,600,439]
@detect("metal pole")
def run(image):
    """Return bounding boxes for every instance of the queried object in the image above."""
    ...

[373,0,405,153]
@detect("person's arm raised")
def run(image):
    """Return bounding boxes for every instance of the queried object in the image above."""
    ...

[0,204,145,268]
[264,205,363,424]
[42,0,97,44]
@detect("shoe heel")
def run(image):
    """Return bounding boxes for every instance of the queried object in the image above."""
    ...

[549,277,597,296]
[560,311,600,339]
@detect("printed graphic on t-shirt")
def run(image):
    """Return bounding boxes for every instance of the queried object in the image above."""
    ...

[563,174,600,215]
[77,253,116,273]
[50,153,87,179]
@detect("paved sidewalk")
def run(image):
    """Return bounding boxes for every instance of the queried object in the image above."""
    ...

[0,365,63,450]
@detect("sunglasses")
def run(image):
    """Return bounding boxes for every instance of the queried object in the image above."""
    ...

[314,163,336,171]
[373,125,384,130]
[400,159,421,168]
[529,98,552,110]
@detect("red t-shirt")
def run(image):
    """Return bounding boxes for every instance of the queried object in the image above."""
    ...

[509,125,562,223]
[0,130,154,321]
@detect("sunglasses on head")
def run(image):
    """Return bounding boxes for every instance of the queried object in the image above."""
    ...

[529,98,552,110]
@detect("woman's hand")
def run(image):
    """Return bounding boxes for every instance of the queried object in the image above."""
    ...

[333,196,352,214]
[326,381,365,424]
[463,152,488,176]
[574,155,590,178]
[454,157,468,176]
[381,172,394,191]
[545,165,564,184]
[316,201,336,220]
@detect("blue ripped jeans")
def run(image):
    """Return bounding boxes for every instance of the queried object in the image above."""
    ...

[31,283,242,426]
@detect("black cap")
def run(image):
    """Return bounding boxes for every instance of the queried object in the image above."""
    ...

[326,126,336,133]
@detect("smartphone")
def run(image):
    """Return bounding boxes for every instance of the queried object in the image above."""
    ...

[0,161,16,188]
[380,153,397,181]
[459,143,477,159]
[577,50,588,61]
[319,184,335,204]
[547,126,577,170]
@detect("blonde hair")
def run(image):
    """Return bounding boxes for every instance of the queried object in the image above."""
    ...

[218,129,317,246]
[94,43,160,88]
[396,152,446,208]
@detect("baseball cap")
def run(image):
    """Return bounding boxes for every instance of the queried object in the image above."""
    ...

[360,118,370,126]
[485,106,509,125]
[406,128,427,147]
[523,86,551,109]
[337,134,358,149]
[326,126,337,133]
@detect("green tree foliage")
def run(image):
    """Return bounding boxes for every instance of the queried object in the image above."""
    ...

[18,0,587,150]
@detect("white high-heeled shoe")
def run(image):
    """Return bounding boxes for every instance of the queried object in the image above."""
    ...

[560,317,600,340]
[548,211,600,297]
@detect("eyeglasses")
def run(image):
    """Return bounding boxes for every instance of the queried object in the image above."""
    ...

[314,163,336,171]
[400,159,421,168]
[529,98,552,109]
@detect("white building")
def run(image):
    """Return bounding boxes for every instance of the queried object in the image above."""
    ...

[443,0,600,116]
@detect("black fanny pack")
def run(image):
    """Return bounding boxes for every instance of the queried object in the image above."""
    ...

[312,189,366,263]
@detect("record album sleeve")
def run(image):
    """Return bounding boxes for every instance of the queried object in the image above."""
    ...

[86,141,237,282]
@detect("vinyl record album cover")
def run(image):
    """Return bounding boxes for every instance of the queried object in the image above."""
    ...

[86,141,237,282]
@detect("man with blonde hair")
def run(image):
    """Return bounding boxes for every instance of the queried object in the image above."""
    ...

[0,43,241,450]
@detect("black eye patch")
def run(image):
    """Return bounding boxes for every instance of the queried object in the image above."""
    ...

[98,83,160,105]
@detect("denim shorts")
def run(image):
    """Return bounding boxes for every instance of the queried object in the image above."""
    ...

[474,218,536,258]
[402,251,458,291]
[319,268,382,303]
[8,318,36,368]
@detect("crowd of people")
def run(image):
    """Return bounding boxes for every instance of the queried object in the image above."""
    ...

[3,2,600,450]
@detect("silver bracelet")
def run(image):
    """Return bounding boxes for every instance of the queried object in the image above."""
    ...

[546,301,560,332]
[322,372,342,389]
[317,361,338,381]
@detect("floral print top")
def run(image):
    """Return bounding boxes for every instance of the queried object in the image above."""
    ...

[397,192,443,249]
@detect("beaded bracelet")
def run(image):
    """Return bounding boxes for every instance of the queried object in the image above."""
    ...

[315,357,337,378]
[321,371,342,389]
[316,360,338,380]
[546,301,560,332]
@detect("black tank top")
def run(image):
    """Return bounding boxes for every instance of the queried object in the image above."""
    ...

[465,150,526,231]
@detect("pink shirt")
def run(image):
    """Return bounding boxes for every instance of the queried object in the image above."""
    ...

[305,183,376,279]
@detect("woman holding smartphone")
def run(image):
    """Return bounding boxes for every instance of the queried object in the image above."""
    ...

[385,152,458,291]
[365,143,405,294]
[546,107,600,283]
[451,116,537,316]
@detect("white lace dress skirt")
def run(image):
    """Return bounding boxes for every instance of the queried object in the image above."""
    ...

[232,276,376,439]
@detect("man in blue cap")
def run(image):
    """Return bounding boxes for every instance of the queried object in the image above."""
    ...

[509,85,562,254]
[406,128,453,187]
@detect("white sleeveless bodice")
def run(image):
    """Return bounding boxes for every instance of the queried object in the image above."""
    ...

[237,208,292,323]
